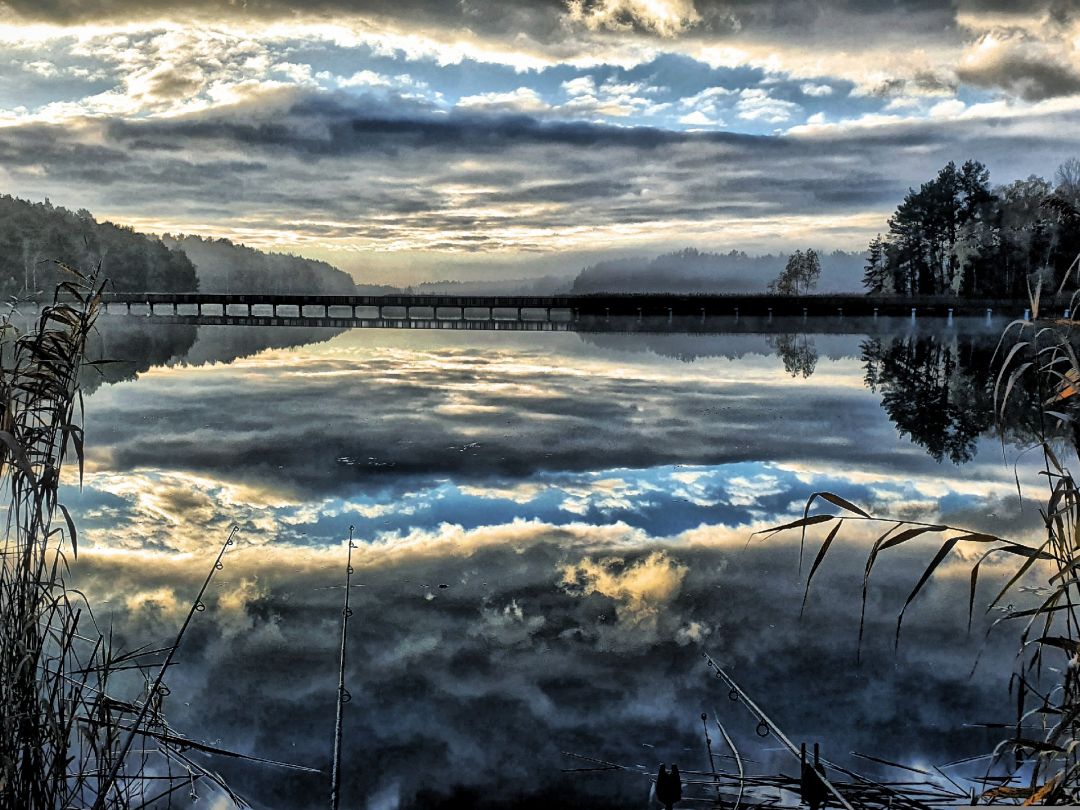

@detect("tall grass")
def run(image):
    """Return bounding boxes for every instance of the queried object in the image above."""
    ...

[764,277,1080,803]
[0,265,305,808]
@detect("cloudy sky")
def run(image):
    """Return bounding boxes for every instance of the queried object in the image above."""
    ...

[3,1,1080,282]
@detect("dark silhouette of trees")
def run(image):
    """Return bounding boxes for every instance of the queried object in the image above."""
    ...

[860,332,1055,463]
[768,248,821,295]
[861,335,994,463]
[863,235,887,293]
[0,195,362,297]
[866,158,1080,297]
[0,195,197,295]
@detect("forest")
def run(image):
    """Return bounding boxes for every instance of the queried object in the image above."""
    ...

[162,234,359,295]
[0,195,361,297]
[0,195,197,295]
[862,158,1080,297]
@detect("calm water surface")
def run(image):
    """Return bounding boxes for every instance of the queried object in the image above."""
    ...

[60,318,1048,809]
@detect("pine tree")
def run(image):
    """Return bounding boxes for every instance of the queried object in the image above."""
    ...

[863,235,887,293]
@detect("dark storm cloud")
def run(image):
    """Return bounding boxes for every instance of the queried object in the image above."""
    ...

[873,71,959,99]
[684,0,959,37]
[3,86,1070,253]
[104,92,705,154]
[0,0,568,35]
[2,61,1076,263]
[957,49,1080,101]
[1,0,964,42]
[0,121,131,169]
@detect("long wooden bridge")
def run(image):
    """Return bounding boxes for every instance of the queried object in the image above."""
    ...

[89,291,1048,327]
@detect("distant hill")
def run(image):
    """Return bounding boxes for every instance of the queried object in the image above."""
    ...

[0,195,197,295]
[162,234,359,295]
[407,275,571,296]
[570,248,866,294]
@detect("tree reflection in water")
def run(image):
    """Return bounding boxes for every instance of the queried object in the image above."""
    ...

[860,333,1046,464]
[769,332,818,378]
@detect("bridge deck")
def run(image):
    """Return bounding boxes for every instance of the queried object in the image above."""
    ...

[86,291,1044,320]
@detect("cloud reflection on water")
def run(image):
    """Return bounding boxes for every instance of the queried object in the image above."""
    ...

[59,322,1048,808]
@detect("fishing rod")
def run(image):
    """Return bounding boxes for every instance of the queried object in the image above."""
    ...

[330,526,357,810]
[93,525,240,810]
[702,650,856,810]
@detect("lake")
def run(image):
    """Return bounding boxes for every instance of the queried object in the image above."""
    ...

[59,316,1047,809]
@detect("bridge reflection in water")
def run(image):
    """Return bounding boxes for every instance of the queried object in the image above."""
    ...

[103,302,577,331]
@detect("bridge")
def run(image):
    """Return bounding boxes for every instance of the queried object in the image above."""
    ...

[88,291,1045,328]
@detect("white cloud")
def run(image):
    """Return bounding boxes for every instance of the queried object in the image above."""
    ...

[337,69,394,88]
[801,82,834,97]
[456,86,551,114]
[929,98,966,118]
[23,59,60,77]
[677,85,733,127]
[677,110,715,125]
[735,88,802,123]
[679,85,735,108]
[561,76,596,97]
[271,61,314,84]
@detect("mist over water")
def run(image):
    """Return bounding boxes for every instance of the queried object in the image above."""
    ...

[62,319,1046,809]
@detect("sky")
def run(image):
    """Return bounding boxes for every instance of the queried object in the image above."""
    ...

[3,1,1080,283]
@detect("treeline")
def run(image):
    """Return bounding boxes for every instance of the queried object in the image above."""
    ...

[162,234,359,295]
[0,195,197,295]
[0,195,365,297]
[863,158,1080,297]
[572,247,866,294]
